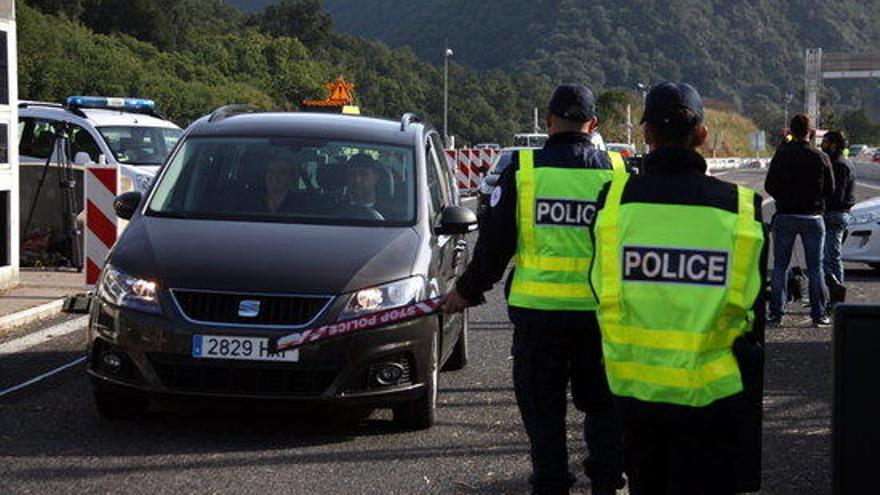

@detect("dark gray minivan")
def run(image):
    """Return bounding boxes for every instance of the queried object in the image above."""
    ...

[87,109,476,429]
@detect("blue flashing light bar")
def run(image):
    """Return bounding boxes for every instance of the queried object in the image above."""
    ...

[66,96,156,111]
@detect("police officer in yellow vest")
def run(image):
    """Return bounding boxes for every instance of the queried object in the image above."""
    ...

[591,82,767,494]
[444,85,628,495]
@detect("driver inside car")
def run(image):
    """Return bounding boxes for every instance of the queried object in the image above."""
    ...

[346,153,398,219]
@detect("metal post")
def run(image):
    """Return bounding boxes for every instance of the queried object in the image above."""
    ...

[626,103,632,146]
[805,48,823,129]
[637,82,649,154]
[782,93,793,132]
[443,45,453,147]
[533,107,539,134]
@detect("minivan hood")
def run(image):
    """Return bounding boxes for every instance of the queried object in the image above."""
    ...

[111,217,420,295]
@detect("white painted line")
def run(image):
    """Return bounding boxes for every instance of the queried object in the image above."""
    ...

[857,181,880,192]
[713,170,733,177]
[0,356,87,398]
[0,316,88,357]
[0,299,66,333]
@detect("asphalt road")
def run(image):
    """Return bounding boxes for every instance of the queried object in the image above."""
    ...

[1,167,879,495]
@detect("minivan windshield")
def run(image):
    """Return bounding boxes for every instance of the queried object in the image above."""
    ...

[98,126,182,165]
[147,137,417,226]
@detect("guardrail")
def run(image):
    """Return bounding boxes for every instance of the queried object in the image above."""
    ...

[705,157,769,171]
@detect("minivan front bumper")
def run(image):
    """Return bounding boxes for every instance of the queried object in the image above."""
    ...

[86,296,438,405]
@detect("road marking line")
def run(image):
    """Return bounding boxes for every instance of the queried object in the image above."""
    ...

[0,316,88,357]
[857,181,880,192]
[0,356,87,398]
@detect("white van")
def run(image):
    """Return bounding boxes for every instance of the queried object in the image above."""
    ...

[18,96,182,265]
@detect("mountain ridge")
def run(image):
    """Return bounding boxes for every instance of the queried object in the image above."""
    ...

[320,0,880,127]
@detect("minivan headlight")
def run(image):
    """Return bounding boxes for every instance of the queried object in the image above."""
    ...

[338,276,424,321]
[97,264,161,314]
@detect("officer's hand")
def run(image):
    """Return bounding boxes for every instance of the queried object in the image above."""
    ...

[442,288,468,314]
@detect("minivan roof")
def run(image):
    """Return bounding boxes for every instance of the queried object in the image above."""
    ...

[187,112,422,147]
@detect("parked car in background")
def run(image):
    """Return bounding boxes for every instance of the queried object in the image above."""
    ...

[849,144,868,159]
[477,150,514,218]
[607,142,636,158]
[842,197,880,271]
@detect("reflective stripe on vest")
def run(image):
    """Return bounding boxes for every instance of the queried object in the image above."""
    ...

[509,150,626,311]
[592,176,764,407]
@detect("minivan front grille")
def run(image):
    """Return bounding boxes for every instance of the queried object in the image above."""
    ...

[172,290,331,326]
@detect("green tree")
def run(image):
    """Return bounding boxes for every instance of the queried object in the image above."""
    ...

[246,0,332,48]
[841,110,880,145]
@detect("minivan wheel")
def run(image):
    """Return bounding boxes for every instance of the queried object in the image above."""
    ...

[94,385,148,420]
[442,309,468,371]
[393,331,438,430]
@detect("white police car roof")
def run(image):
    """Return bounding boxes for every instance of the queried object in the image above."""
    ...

[19,101,180,129]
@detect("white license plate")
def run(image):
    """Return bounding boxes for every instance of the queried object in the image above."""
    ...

[192,335,299,362]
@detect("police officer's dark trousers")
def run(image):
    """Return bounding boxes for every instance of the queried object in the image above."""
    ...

[511,310,624,494]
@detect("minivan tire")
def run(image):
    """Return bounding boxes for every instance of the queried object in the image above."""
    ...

[442,310,468,371]
[94,385,148,420]
[393,331,438,430]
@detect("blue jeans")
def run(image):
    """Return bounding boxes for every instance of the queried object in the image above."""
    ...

[824,211,850,283]
[770,214,827,320]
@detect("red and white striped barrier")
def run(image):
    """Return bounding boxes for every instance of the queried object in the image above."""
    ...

[271,297,444,353]
[444,149,500,192]
[84,164,120,287]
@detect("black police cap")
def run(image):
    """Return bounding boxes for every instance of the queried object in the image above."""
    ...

[548,84,596,123]
[641,82,705,126]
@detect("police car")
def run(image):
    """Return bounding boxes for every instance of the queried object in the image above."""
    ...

[19,97,182,262]
[19,96,182,192]
[842,196,880,270]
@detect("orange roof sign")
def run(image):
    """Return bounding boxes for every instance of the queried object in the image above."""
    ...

[302,76,356,108]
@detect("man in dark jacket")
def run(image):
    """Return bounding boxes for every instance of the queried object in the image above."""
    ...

[765,114,835,326]
[820,130,856,284]
[443,85,626,495]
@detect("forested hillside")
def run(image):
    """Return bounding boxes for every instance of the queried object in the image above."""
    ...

[323,0,880,135]
[19,0,557,144]
[21,0,782,150]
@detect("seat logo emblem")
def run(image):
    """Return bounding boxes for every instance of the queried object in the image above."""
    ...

[238,300,261,318]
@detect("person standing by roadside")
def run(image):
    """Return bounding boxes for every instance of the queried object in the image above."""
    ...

[821,130,856,284]
[765,114,835,326]
[443,84,628,495]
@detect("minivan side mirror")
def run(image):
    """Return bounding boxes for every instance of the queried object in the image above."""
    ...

[436,205,478,235]
[114,191,143,220]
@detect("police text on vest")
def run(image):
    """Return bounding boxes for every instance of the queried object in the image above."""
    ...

[622,246,729,286]
[535,198,597,227]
